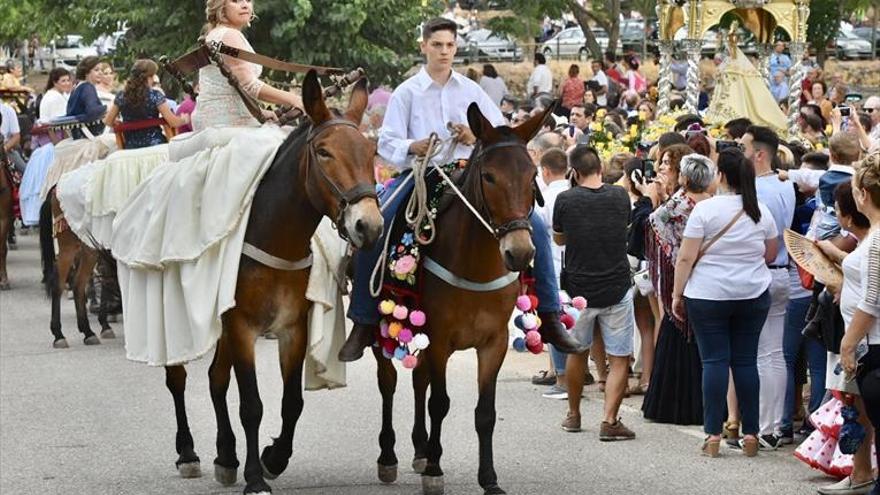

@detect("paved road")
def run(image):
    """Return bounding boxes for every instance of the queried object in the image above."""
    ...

[1,234,831,494]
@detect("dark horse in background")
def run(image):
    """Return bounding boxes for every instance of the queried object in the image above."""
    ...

[372,104,553,495]
[39,186,116,348]
[160,70,383,495]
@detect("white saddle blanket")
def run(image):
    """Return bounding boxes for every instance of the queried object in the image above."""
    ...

[40,135,117,201]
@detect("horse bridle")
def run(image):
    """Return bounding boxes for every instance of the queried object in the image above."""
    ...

[470,140,540,239]
[304,118,377,241]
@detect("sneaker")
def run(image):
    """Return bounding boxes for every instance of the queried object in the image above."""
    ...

[561,412,581,432]
[796,424,815,442]
[542,384,568,400]
[758,434,781,450]
[599,419,635,441]
[531,370,557,386]
[817,476,875,494]
[777,426,794,445]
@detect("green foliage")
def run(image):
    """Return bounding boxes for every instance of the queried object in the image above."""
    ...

[1,0,440,85]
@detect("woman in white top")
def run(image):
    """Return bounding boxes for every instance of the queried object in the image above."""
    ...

[193,0,302,130]
[478,64,507,108]
[38,68,72,123]
[94,62,117,108]
[834,154,880,494]
[671,148,778,457]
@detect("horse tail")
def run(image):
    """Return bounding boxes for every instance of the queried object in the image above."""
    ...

[39,197,57,298]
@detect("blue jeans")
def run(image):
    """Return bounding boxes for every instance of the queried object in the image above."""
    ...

[347,171,561,325]
[781,295,827,432]
[686,290,771,436]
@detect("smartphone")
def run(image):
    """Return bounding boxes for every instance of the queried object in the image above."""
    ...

[715,140,741,153]
[642,159,656,180]
[839,106,851,117]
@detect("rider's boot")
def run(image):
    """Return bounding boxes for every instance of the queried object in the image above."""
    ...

[338,323,377,362]
[538,311,587,354]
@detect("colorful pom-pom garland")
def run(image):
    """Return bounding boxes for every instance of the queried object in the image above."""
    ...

[512,291,586,353]
[377,300,429,369]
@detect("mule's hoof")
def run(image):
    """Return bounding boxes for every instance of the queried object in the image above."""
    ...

[412,457,427,474]
[52,338,69,349]
[422,475,445,495]
[177,461,202,479]
[83,335,101,346]
[484,485,507,495]
[264,331,278,340]
[377,463,398,483]
[260,456,280,481]
[214,463,237,486]
[0,281,9,291]
[100,328,116,339]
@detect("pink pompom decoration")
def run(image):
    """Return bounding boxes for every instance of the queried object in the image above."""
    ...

[572,297,587,310]
[515,295,532,312]
[393,305,409,320]
[402,355,418,369]
[398,328,413,343]
[379,321,390,338]
[409,310,426,327]
[528,295,539,312]
[525,330,541,347]
[558,291,571,305]
[526,339,543,354]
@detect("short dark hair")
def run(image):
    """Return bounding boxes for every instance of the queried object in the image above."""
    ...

[45,67,70,92]
[803,113,824,133]
[582,103,597,117]
[534,53,546,65]
[569,146,602,177]
[422,17,457,41]
[834,181,870,229]
[724,118,753,139]
[801,151,830,170]
[482,64,498,78]
[746,125,779,155]
[657,131,686,152]
[75,56,102,81]
[673,114,703,133]
[540,148,568,176]
[568,64,580,78]
[624,158,644,196]
[687,134,711,157]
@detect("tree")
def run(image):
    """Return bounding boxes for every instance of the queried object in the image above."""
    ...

[806,0,875,66]
[489,0,622,60]
[0,0,439,86]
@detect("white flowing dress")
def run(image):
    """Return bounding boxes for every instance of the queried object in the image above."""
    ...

[111,27,347,389]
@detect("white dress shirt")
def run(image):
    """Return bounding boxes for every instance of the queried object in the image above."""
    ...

[526,64,553,95]
[378,67,504,171]
[537,179,569,277]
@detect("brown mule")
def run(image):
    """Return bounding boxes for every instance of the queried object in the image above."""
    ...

[38,190,115,348]
[161,70,383,495]
[0,154,12,291]
[373,104,553,495]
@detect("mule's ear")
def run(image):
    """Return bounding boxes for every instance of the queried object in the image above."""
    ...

[467,102,500,142]
[345,76,368,125]
[302,70,332,125]
[512,100,558,143]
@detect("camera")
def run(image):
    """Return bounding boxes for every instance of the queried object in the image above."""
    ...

[715,140,741,153]
[839,106,851,117]
[642,159,656,180]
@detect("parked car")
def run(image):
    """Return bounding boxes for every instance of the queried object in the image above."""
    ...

[460,28,523,62]
[674,27,757,56]
[850,26,879,56]
[835,30,873,59]
[540,26,621,60]
[40,35,99,72]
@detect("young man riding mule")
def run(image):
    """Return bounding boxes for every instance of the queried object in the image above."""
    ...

[339,17,586,361]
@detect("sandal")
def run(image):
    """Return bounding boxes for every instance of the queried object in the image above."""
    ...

[722,420,740,439]
[702,437,721,458]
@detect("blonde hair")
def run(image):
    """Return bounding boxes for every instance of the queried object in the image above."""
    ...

[201,0,255,37]
[855,152,880,209]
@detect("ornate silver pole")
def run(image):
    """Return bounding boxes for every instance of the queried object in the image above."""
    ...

[657,40,675,115]
[684,38,701,113]
[787,41,807,137]
[757,43,773,83]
